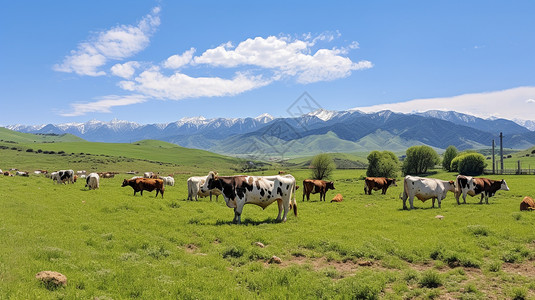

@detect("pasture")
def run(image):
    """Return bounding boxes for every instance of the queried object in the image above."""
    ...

[1,163,535,299]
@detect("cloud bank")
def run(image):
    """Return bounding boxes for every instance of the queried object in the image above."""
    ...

[54,7,160,76]
[353,86,535,121]
[54,7,371,116]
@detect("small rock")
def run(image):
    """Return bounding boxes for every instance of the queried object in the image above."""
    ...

[35,271,67,289]
[269,255,282,264]
[357,260,373,266]
[435,215,444,220]
[254,242,265,248]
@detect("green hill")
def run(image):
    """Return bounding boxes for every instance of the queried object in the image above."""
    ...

[0,127,85,143]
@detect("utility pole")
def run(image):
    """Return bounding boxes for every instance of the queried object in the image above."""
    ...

[492,139,495,174]
[500,132,504,173]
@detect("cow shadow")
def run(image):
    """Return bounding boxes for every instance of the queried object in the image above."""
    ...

[397,206,443,211]
[214,217,278,226]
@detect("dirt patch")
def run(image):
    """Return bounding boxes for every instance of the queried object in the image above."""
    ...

[502,261,535,277]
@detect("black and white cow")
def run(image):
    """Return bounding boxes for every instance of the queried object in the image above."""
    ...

[85,173,100,190]
[200,171,297,224]
[54,170,74,184]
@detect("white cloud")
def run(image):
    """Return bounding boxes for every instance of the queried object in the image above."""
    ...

[61,95,148,116]
[192,35,372,83]
[53,6,160,76]
[110,61,140,79]
[119,67,271,100]
[527,98,535,103]
[164,48,196,69]
[352,86,535,120]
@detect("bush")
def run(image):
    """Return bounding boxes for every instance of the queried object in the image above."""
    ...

[419,270,442,288]
[26,149,34,152]
[442,145,458,171]
[310,153,335,180]
[366,150,399,178]
[457,153,487,176]
[402,146,440,175]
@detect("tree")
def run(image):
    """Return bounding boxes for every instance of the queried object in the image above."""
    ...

[366,150,399,178]
[442,145,458,171]
[402,145,440,175]
[456,153,487,176]
[310,153,335,180]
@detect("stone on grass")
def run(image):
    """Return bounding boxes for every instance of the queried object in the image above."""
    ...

[269,255,282,264]
[35,271,67,289]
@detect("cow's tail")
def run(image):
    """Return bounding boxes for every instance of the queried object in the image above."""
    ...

[291,181,298,217]
[400,177,408,201]
[187,180,192,200]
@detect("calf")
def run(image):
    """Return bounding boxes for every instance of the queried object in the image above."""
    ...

[364,177,397,195]
[302,179,335,201]
[187,176,221,201]
[455,175,509,204]
[122,178,164,198]
[331,193,343,203]
[85,173,100,190]
[400,175,456,210]
[520,196,535,211]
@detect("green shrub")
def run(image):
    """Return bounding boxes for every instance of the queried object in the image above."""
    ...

[366,150,399,178]
[402,145,440,175]
[419,270,442,288]
[442,145,458,171]
[457,153,487,176]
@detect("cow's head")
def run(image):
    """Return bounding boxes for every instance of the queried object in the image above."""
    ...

[327,181,335,190]
[121,179,129,187]
[390,178,397,186]
[500,179,510,191]
[200,171,218,193]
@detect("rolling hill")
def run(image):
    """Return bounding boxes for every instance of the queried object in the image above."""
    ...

[4,109,535,157]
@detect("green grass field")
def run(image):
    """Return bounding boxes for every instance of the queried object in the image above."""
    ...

[1,130,535,298]
[2,148,535,298]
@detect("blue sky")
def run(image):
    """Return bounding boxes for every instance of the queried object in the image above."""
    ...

[1,1,534,125]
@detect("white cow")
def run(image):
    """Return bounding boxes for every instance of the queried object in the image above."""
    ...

[400,175,456,210]
[77,170,87,175]
[187,176,221,201]
[200,171,297,224]
[85,173,100,190]
[160,176,175,186]
[144,172,154,178]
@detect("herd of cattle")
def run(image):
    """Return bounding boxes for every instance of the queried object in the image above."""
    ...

[3,166,534,223]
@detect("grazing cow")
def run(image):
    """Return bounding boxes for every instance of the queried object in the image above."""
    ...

[85,173,100,190]
[160,176,175,186]
[331,193,343,203]
[364,177,397,195]
[55,170,74,184]
[200,171,297,224]
[302,179,335,201]
[16,171,29,177]
[187,176,221,201]
[143,172,153,178]
[455,175,510,205]
[100,172,115,178]
[520,196,535,211]
[122,178,164,198]
[77,170,86,175]
[400,175,456,210]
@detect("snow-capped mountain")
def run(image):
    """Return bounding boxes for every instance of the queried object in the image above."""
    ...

[514,119,535,131]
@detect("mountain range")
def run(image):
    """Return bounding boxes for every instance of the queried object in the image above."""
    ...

[5,110,535,158]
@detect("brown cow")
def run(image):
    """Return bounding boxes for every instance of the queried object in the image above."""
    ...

[520,196,535,211]
[364,177,397,195]
[302,179,335,201]
[331,193,343,203]
[121,178,165,198]
[455,175,510,204]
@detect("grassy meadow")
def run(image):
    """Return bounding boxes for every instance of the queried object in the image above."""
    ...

[1,139,535,299]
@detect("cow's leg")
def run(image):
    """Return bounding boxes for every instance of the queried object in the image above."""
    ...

[160,189,164,198]
[409,196,414,210]
[485,192,489,204]
[281,199,290,222]
[432,198,435,208]
[463,192,467,204]
[479,193,484,204]
[234,199,245,224]
[438,197,442,208]
[209,191,212,202]
[276,199,283,222]
[232,208,239,224]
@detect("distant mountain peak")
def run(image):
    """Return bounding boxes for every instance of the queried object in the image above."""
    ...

[306,108,339,121]
[254,113,274,122]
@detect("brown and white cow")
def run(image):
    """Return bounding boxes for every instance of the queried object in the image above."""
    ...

[364,177,397,195]
[200,171,297,224]
[455,175,510,205]
[85,173,100,190]
[187,176,221,201]
[122,178,164,198]
[302,179,335,201]
[520,196,535,211]
[400,175,456,210]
